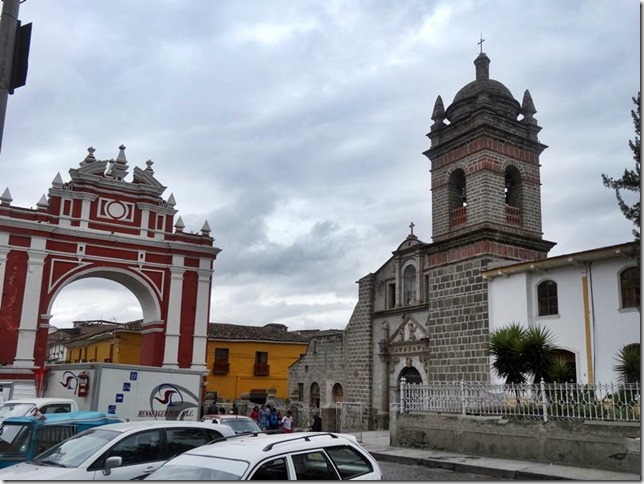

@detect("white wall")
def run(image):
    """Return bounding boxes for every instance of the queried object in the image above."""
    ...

[487,256,640,385]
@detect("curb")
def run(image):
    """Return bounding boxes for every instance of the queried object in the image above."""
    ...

[369,451,570,480]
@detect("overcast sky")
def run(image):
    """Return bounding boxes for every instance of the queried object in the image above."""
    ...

[1,0,639,331]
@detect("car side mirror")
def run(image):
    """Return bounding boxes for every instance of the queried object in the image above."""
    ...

[103,456,123,476]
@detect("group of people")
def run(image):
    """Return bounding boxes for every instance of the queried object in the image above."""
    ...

[250,404,294,432]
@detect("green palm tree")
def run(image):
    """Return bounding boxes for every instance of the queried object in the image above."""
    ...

[547,356,576,383]
[522,325,556,383]
[488,323,528,384]
[489,323,557,384]
[614,344,640,384]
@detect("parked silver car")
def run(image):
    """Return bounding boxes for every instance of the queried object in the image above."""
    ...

[144,431,383,480]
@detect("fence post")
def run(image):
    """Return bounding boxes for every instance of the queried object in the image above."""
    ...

[460,379,466,416]
[540,378,548,423]
[400,377,406,414]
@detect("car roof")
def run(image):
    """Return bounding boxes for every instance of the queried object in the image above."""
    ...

[0,398,76,405]
[2,411,121,426]
[95,420,236,435]
[202,414,253,420]
[185,432,359,460]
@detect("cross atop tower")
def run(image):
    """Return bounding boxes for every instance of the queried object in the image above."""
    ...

[478,33,485,54]
[409,222,415,236]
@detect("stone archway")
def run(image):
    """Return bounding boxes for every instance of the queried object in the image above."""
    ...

[0,145,220,385]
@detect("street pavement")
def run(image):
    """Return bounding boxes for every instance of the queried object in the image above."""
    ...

[358,430,640,481]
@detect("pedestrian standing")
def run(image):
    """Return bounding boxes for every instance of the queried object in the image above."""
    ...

[281,410,293,433]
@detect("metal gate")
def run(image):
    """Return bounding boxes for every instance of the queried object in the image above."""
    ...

[335,402,363,442]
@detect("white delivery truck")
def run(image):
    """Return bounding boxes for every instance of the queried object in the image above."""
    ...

[42,363,205,422]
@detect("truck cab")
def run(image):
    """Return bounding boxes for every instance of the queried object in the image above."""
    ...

[0,411,121,468]
[0,398,79,424]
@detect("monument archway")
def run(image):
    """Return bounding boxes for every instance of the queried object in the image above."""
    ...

[0,145,220,384]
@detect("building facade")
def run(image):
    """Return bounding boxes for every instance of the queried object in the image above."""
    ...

[291,50,566,429]
[485,242,640,384]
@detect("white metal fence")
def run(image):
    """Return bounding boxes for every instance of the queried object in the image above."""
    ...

[399,378,641,423]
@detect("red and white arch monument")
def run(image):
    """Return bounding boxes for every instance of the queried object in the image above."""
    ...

[0,145,219,386]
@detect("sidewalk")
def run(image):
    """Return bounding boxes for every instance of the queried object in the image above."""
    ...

[358,431,640,481]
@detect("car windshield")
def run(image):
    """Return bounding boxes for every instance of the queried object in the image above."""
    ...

[0,422,33,456]
[145,454,248,480]
[221,420,261,434]
[32,428,120,468]
[0,403,34,419]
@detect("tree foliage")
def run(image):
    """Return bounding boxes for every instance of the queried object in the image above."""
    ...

[614,344,640,384]
[488,323,556,384]
[602,92,640,241]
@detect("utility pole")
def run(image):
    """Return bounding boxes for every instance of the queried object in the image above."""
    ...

[0,0,21,154]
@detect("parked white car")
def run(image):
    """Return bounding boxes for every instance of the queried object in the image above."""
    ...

[200,414,262,434]
[144,431,383,480]
[0,420,235,480]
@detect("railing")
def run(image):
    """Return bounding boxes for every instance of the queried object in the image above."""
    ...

[450,207,467,228]
[399,378,640,423]
[505,205,521,225]
[212,361,230,375]
[254,364,270,376]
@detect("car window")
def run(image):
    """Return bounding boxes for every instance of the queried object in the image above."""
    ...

[221,419,261,434]
[35,425,77,455]
[325,445,374,479]
[40,404,72,414]
[291,451,340,480]
[0,423,32,455]
[250,457,289,480]
[107,430,162,466]
[165,428,222,459]
[36,428,120,468]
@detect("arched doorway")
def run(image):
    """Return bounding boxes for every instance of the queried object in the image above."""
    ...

[398,366,423,385]
[310,382,320,408]
[332,383,344,404]
[550,349,577,383]
[0,145,220,385]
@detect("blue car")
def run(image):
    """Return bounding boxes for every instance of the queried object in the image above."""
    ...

[0,410,122,468]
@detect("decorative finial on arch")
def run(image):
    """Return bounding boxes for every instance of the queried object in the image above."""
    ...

[201,220,212,236]
[80,146,97,166]
[174,216,185,233]
[1,187,13,205]
[145,159,155,174]
[37,194,49,210]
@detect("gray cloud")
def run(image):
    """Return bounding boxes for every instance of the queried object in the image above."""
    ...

[2,0,638,330]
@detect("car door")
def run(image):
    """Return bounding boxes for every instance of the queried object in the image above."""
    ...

[290,450,340,480]
[89,429,164,480]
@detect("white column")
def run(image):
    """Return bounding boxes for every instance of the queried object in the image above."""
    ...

[14,238,47,368]
[162,257,184,368]
[190,262,213,370]
[80,199,91,229]
[139,209,150,237]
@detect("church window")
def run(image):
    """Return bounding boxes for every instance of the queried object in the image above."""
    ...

[332,383,344,403]
[449,169,467,208]
[537,280,558,316]
[504,166,522,226]
[619,266,640,309]
[387,283,396,309]
[449,169,467,228]
[403,265,417,306]
[310,382,320,408]
[297,383,304,401]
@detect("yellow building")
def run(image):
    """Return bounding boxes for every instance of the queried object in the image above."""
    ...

[62,320,142,364]
[206,323,310,403]
[50,320,314,404]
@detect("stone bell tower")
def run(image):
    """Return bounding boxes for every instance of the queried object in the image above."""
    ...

[425,51,555,259]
